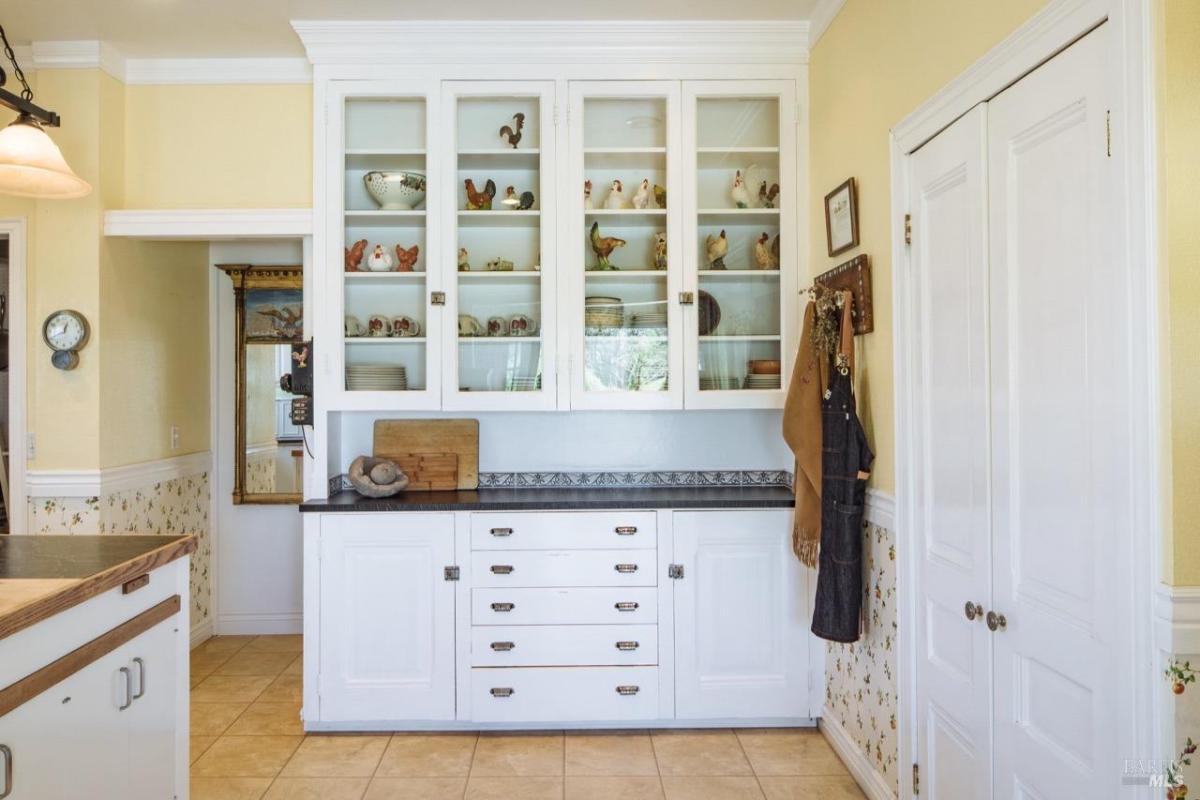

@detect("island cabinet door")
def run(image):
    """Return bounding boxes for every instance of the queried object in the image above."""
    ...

[318,513,456,722]
[672,509,809,719]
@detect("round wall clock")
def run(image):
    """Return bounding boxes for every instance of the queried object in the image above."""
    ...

[42,309,90,370]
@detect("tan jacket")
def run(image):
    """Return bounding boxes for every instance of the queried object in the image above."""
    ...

[782,301,828,567]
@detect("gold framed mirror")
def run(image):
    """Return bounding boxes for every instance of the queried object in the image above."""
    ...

[216,264,304,505]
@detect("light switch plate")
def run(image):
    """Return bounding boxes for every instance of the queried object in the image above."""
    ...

[170,425,180,451]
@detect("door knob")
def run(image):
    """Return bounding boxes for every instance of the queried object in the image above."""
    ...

[986,610,1007,632]
[964,601,983,621]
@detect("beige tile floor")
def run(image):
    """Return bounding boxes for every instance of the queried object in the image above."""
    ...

[190,635,864,800]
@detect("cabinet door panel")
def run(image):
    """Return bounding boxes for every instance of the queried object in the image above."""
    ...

[319,513,456,721]
[673,510,807,719]
[125,619,181,800]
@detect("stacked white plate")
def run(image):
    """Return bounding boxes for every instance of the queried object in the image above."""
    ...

[508,375,542,391]
[743,373,782,390]
[346,364,408,391]
[584,296,624,329]
[630,311,668,330]
[699,376,742,391]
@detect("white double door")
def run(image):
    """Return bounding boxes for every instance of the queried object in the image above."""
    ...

[909,24,1133,799]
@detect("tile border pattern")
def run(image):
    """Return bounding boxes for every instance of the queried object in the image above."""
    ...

[332,470,793,494]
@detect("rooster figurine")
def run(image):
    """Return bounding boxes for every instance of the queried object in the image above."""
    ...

[603,179,629,210]
[731,171,751,209]
[632,178,653,210]
[365,244,394,272]
[458,247,471,272]
[754,233,778,270]
[499,112,525,149]
[465,178,497,210]
[394,243,420,272]
[705,230,728,270]
[589,221,626,270]
[653,183,666,210]
[518,190,535,210]
[758,181,780,209]
[344,238,368,272]
[653,232,668,270]
[584,179,595,209]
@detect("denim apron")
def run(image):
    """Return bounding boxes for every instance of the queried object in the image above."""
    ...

[811,297,873,644]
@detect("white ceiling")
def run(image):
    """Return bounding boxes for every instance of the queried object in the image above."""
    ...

[0,0,822,58]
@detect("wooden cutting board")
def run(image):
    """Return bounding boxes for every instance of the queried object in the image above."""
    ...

[373,419,479,490]
[390,453,459,491]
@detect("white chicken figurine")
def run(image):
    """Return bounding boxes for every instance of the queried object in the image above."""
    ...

[365,244,394,272]
[603,179,630,210]
[583,179,595,209]
[754,232,778,269]
[731,170,751,209]
[631,178,652,210]
[705,229,728,270]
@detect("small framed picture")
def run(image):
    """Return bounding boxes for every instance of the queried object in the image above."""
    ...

[824,177,859,257]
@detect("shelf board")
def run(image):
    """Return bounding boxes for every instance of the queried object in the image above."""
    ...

[585,147,667,154]
[458,210,541,228]
[345,148,426,156]
[584,332,668,340]
[585,208,667,228]
[696,146,779,154]
[345,337,427,345]
[458,270,542,280]
[697,208,781,225]
[457,149,540,170]
[345,271,428,282]
[587,208,666,216]
[698,269,781,278]
[584,269,668,279]
[459,148,540,156]
[345,210,427,224]
[699,335,781,342]
[459,336,542,344]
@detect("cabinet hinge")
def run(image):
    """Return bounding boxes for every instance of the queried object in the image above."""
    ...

[912,763,920,796]
[668,564,684,579]
[1106,109,1112,158]
[444,565,460,581]
[430,291,446,306]
[904,213,912,246]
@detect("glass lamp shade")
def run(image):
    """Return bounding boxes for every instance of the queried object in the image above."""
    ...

[0,115,91,199]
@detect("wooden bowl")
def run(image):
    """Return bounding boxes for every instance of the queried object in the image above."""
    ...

[748,359,782,375]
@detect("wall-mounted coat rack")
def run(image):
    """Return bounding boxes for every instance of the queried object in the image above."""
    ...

[813,254,873,334]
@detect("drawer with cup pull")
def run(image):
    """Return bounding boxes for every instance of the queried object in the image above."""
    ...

[472,587,657,625]
[470,666,659,722]
[470,624,658,667]
[470,550,657,588]
[470,512,656,551]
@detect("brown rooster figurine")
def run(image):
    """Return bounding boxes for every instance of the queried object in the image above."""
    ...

[589,221,626,270]
[394,243,420,272]
[465,178,497,210]
[345,238,368,272]
[499,112,525,149]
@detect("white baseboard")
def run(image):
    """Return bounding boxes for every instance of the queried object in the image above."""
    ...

[27,451,212,497]
[190,616,215,650]
[217,611,303,636]
[820,706,898,800]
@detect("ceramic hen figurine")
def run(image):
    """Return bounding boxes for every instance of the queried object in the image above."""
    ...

[502,186,521,209]
[465,178,497,210]
[458,247,471,272]
[772,233,781,264]
[584,179,595,209]
[345,238,368,272]
[603,179,629,210]
[589,221,626,270]
[518,190,535,210]
[653,232,668,270]
[705,229,728,270]
[365,244,394,272]
[731,171,751,209]
[499,112,525,149]
[394,243,420,272]
[759,181,780,209]
[632,178,652,210]
[754,233,778,269]
[653,183,666,210]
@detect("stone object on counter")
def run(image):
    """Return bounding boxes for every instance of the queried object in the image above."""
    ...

[348,455,410,497]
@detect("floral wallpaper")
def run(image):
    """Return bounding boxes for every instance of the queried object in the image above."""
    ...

[1164,658,1200,797]
[28,472,212,628]
[825,518,898,795]
[245,451,277,494]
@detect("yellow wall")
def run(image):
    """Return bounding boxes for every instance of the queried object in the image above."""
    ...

[123,84,312,208]
[808,0,1048,493]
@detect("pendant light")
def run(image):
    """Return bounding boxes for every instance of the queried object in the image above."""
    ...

[0,24,90,199]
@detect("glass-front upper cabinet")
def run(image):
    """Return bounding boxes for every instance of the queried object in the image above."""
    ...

[442,82,556,410]
[568,82,683,410]
[682,81,797,409]
[334,82,441,409]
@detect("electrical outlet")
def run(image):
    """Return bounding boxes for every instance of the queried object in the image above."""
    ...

[170,425,180,451]
[25,432,34,460]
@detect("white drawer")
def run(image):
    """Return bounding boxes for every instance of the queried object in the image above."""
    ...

[470,625,658,667]
[470,549,657,588]
[470,512,657,551]
[470,666,659,722]
[472,587,657,625]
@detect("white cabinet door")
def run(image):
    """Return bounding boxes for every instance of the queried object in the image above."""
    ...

[125,620,181,800]
[319,513,456,721]
[672,509,807,719]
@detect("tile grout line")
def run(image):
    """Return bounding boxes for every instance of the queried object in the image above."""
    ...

[732,728,767,799]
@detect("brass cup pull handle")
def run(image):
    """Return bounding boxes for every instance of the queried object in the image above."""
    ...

[490,565,514,575]
[616,685,640,696]
[490,527,513,537]
[964,602,983,621]
[491,602,515,612]
[986,611,1007,632]
[616,641,640,651]
[614,602,640,612]
[615,526,637,535]
[615,564,639,574]
[490,687,514,698]
[490,641,515,652]
[118,666,133,711]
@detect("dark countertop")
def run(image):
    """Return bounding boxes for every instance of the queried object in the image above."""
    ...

[302,486,796,513]
[0,535,193,580]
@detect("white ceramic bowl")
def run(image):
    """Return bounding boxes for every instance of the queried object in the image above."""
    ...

[363,170,427,210]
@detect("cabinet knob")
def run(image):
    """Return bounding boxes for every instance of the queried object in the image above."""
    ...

[614,526,637,535]
[490,527,513,537]
[964,601,983,621]
[490,687,514,698]
[490,641,515,652]
[490,565,514,575]
[614,563,639,574]
[490,602,515,612]
[614,601,640,612]
[616,685,640,696]
[615,641,640,651]
[986,611,1007,632]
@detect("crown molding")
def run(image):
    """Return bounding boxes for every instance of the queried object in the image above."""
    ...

[30,40,125,80]
[26,451,212,497]
[104,208,313,239]
[807,0,846,47]
[123,57,312,85]
[292,20,810,65]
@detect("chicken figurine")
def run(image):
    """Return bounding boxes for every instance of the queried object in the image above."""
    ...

[589,221,626,270]
[458,247,471,272]
[758,181,780,209]
[653,183,666,210]
[499,112,525,149]
[731,171,751,209]
[365,244,394,272]
[394,243,420,272]
[603,179,629,210]
[631,178,653,210]
[772,233,781,264]
[583,179,595,209]
[705,229,728,270]
[501,186,521,209]
[653,232,668,270]
[518,190,535,210]
[465,178,497,210]
[345,238,368,272]
[754,233,778,270]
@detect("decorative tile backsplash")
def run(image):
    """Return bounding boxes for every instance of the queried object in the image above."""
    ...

[332,469,792,493]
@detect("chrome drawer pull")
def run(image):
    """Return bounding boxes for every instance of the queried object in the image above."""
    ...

[616,685,640,696]
[118,666,133,711]
[490,565,514,575]
[490,641,516,652]
[615,526,638,535]
[490,687,515,698]
[614,601,640,612]
[0,744,11,800]
[491,602,515,612]
[132,657,146,699]
[614,563,639,574]
[616,641,640,651]
[490,527,513,537]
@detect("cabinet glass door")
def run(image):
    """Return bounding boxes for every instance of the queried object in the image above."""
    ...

[336,84,440,408]
[443,82,556,410]
[569,81,682,410]
[683,82,797,409]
